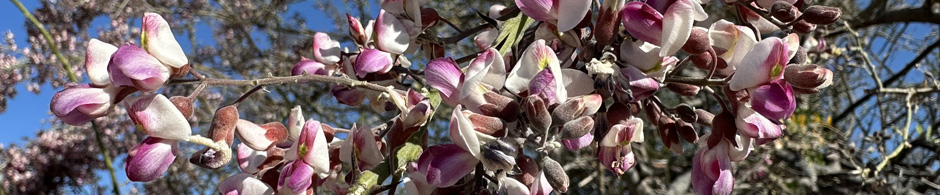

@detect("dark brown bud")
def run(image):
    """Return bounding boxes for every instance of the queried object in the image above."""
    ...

[643,100,662,123]
[209,105,239,146]
[515,155,539,186]
[479,91,519,122]
[561,116,595,139]
[803,6,842,25]
[676,120,698,143]
[691,50,714,70]
[682,27,710,54]
[320,124,336,142]
[467,111,507,137]
[607,103,632,125]
[792,20,816,34]
[594,6,621,46]
[169,96,194,119]
[674,104,698,123]
[790,47,808,65]
[771,1,798,22]
[708,110,737,148]
[694,109,715,126]
[666,83,701,97]
[525,95,552,132]
[552,94,603,122]
[541,157,569,193]
[420,8,440,29]
[715,57,729,69]
[784,64,834,90]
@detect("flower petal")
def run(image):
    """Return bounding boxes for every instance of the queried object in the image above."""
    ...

[621,2,664,45]
[425,57,463,105]
[354,48,393,78]
[530,171,554,195]
[109,45,170,92]
[728,37,788,91]
[291,57,328,76]
[278,160,315,194]
[376,9,410,54]
[125,94,192,141]
[529,68,560,105]
[556,0,591,31]
[142,13,188,68]
[561,68,593,98]
[218,173,274,195]
[287,105,304,141]
[237,143,268,174]
[506,40,560,95]
[515,0,557,21]
[474,28,499,50]
[84,39,118,86]
[419,144,480,187]
[499,175,532,195]
[298,119,331,177]
[313,32,341,64]
[450,105,482,159]
[708,19,757,68]
[620,40,663,71]
[126,137,178,182]
[50,85,116,125]
[735,106,783,143]
[561,132,594,151]
[352,124,385,170]
[661,0,707,56]
[235,120,287,151]
[749,79,795,121]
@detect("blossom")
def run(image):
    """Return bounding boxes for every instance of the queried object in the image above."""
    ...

[291,57,328,76]
[49,84,120,125]
[125,137,178,182]
[108,45,170,92]
[621,0,708,56]
[278,160,316,194]
[291,119,331,178]
[312,32,341,64]
[338,124,385,170]
[515,0,591,31]
[141,12,188,68]
[426,48,508,110]
[598,117,644,175]
[84,39,118,86]
[234,119,288,151]
[236,143,267,174]
[708,19,758,69]
[691,141,734,195]
[125,94,192,141]
[728,37,789,91]
[218,173,274,195]
[353,48,393,77]
[505,40,593,104]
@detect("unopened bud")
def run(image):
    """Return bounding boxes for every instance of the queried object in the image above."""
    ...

[479,91,520,122]
[481,140,517,172]
[803,6,842,25]
[708,110,737,148]
[515,155,539,186]
[606,103,632,124]
[169,96,194,119]
[525,95,552,132]
[682,27,710,54]
[561,116,594,139]
[420,8,440,30]
[792,20,816,34]
[666,83,701,97]
[675,104,697,123]
[553,94,603,122]
[209,105,239,146]
[643,100,662,123]
[771,1,798,22]
[691,50,715,70]
[346,14,368,45]
[466,111,506,137]
[540,157,569,193]
[790,47,808,65]
[784,64,833,90]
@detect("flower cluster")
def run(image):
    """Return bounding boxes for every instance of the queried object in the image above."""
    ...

[48,0,841,194]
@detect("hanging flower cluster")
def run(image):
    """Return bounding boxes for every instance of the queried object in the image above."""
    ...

[50,0,842,194]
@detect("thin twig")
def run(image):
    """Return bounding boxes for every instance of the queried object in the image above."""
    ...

[663,77,727,86]
[91,122,122,195]
[11,0,78,82]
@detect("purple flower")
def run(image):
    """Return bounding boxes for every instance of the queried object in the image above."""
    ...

[749,79,796,121]
[291,57,328,76]
[353,48,393,78]
[108,45,170,92]
[277,160,316,194]
[515,0,591,31]
[339,124,384,170]
[49,84,118,125]
[415,144,480,187]
[125,94,192,141]
[729,37,789,91]
[125,137,178,182]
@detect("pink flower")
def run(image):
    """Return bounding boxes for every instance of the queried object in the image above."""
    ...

[292,119,331,178]
[353,48,393,78]
[49,84,119,125]
[141,12,188,68]
[125,94,192,141]
[515,0,591,31]
[84,39,118,86]
[312,32,341,64]
[218,173,274,195]
[108,45,170,92]
[621,0,708,56]
[748,79,796,121]
[375,9,410,54]
[620,65,661,101]
[505,40,593,103]
[277,160,316,194]
[291,57,328,76]
[236,143,267,174]
[338,124,385,170]
[691,139,735,195]
[125,137,178,182]
[598,117,644,175]
[234,119,288,151]
[728,37,789,91]
[415,144,480,187]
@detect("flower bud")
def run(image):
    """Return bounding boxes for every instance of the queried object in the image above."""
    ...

[695,109,715,126]
[682,27,710,54]
[561,116,594,140]
[658,116,682,154]
[784,64,833,91]
[287,105,304,141]
[675,104,698,123]
[331,85,366,106]
[291,57,328,76]
[676,120,698,143]
[479,91,520,122]
[540,157,569,193]
[802,6,842,25]
[354,48,394,78]
[209,105,239,146]
[402,99,432,128]
[691,50,714,70]
[790,47,808,65]
[770,1,798,22]
[168,96,193,119]
[525,95,552,132]
[126,137,178,182]
[466,111,506,137]
[666,83,701,97]
[621,2,663,45]
[707,110,737,148]
[792,20,816,34]
[606,102,633,125]
[595,0,626,45]
[515,155,539,186]
[347,14,369,46]
[552,94,603,122]
[481,140,517,172]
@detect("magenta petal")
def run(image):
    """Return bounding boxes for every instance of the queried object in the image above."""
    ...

[515,0,557,21]
[713,153,735,195]
[50,85,115,125]
[419,144,480,187]
[425,57,463,105]
[291,57,328,76]
[109,45,170,92]
[312,32,341,64]
[352,125,385,170]
[735,106,783,143]
[530,171,554,195]
[621,2,663,45]
[298,119,330,177]
[529,68,558,106]
[561,132,594,151]
[126,137,178,182]
[354,48,393,78]
[621,66,661,101]
[278,160,315,194]
[331,85,365,106]
[749,79,795,121]
[691,148,715,195]
[729,37,788,91]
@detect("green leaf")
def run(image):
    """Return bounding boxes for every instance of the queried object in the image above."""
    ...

[495,14,535,55]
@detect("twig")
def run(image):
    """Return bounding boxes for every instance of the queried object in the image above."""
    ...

[230,85,265,105]
[91,122,122,195]
[873,92,916,177]
[663,77,727,86]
